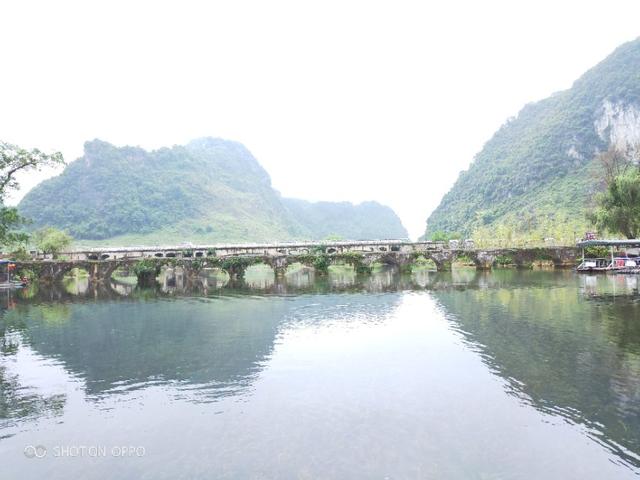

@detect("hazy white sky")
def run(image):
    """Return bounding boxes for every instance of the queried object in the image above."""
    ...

[1,0,639,239]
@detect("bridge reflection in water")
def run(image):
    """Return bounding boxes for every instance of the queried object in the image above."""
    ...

[1,270,638,477]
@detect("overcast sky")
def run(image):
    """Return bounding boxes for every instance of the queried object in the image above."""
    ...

[2,1,639,239]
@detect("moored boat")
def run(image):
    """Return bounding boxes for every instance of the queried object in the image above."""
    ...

[576,238,640,273]
[576,256,638,272]
[0,260,27,288]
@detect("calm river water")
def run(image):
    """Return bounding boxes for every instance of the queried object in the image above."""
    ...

[0,268,639,479]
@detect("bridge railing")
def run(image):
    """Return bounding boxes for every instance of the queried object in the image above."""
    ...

[35,240,447,261]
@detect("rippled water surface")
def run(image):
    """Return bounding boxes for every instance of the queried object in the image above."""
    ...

[1,269,639,479]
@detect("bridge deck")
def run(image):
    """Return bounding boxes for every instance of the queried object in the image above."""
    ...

[66,240,436,254]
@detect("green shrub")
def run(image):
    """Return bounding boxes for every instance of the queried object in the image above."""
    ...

[312,254,330,273]
[584,246,610,258]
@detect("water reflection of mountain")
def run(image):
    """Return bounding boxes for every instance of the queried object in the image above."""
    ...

[1,291,402,403]
[0,363,66,438]
[432,271,640,469]
[0,303,68,435]
[5,268,640,470]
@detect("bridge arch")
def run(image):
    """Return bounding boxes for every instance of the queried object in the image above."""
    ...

[421,251,455,272]
[17,244,580,286]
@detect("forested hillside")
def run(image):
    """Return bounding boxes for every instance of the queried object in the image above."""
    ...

[18,138,407,244]
[424,37,640,243]
[283,199,408,240]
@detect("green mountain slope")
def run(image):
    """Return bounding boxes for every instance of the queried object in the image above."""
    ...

[424,38,640,243]
[282,199,408,240]
[18,138,407,244]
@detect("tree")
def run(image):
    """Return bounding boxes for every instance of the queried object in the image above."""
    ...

[0,142,64,200]
[0,141,64,246]
[590,169,640,239]
[32,227,73,258]
[597,144,631,186]
[323,233,343,241]
[430,230,462,242]
[0,141,64,248]
[0,208,29,246]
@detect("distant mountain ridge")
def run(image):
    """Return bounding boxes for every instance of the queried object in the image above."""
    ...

[18,138,408,244]
[282,198,407,240]
[424,37,640,242]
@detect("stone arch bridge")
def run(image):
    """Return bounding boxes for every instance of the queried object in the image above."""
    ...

[18,241,578,284]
